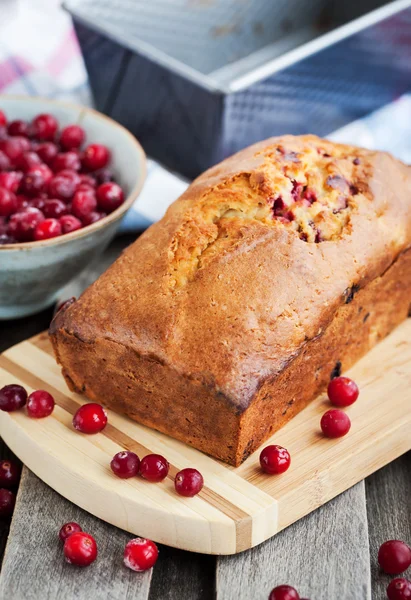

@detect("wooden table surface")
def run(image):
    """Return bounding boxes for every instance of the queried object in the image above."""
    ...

[0,236,410,600]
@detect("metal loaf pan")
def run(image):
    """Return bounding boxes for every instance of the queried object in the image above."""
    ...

[65,0,411,178]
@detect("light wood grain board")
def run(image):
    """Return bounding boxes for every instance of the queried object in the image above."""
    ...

[0,322,410,556]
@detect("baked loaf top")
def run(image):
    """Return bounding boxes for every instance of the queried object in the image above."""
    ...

[52,135,411,412]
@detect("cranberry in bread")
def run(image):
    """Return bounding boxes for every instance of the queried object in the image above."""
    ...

[50,135,411,466]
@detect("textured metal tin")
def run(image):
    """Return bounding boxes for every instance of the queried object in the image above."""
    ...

[66,0,411,177]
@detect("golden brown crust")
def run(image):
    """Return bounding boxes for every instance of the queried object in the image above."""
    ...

[50,135,411,464]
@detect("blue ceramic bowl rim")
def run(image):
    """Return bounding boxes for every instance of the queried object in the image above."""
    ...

[0,95,147,251]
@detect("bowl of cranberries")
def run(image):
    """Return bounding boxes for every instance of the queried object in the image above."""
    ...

[0,96,146,319]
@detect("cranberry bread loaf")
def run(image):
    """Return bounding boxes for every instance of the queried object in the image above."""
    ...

[50,135,411,466]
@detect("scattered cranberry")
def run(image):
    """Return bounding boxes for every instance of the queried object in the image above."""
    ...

[0,384,27,411]
[8,120,28,137]
[42,199,68,219]
[260,445,291,475]
[36,142,58,165]
[0,111,6,127]
[53,151,81,173]
[139,454,169,482]
[110,451,140,479]
[0,151,10,171]
[123,538,159,572]
[26,390,55,417]
[328,377,359,407]
[0,460,21,488]
[8,208,45,242]
[48,175,76,200]
[387,578,411,600]
[73,403,107,434]
[81,211,106,226]
[0,488,16,517]
[269,585,300,600]
[174,468,204,497]
[82,144,110,171]
[64,531,97,566]
[72,190,97,220]
[96,182,124,213]
[60,125,85,150]
[59,521,82,542]
[320,409,351,438]
[31,113,58,141]
[379,540,411,575]
[0,188,18,217]
[59,214,82,234]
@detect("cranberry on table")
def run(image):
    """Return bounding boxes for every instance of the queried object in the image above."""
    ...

[36,141,58,165]
[139,454,169,482]
[43,199,68,219]
[0,188,18,217]
[7,120,28,137]
[0,171,23,193]
[26,390,55,417]
[124,538,159,572]
[72,190,97,220]
[53,151,81,173]
[60,125,85,150]
[260,445,291,475]
[72,403,108,434]
[82,144,110,171]
[59,214,82,234]
[0,384,27,411]
[59,521,82,542]
[387,578,411,600]
[0,488,16,517]
[110,451,140,479]
[64,531,97,567]
[48,175,76,201]
[379,540,411,575]
[96,182,124,213]
[174,468,204,497]
[8,208,45,242]
[30,113,58,141]
[320,409,351,438]
[0,459,21,488]
[327,377,359,407]
[269,585,300,600]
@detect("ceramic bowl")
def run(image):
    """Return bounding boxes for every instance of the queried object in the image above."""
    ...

[0,96,146,319]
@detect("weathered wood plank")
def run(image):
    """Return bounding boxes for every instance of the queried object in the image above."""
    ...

[366,452,411,599]
[0,468,152,600]
[216,482,371,600]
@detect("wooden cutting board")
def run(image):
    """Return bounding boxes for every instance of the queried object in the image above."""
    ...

[0,326,410,555]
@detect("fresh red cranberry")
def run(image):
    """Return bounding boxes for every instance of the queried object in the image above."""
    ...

[72,190,97,220]
[0,188,18,217]
[0,151,11,171]
[36,142,58,165]
[8,120,28,137]
[96,182,124,213]
[43,199,68,219]
[21,165,52,196]
[73,403,107,434]
[0,384,27,411]
[30,113,58,141]
[34,218,62,241]
[387,579,411,600]
[110,451,140,479]
[59,521,82,542]
[53,151,81,173]
[26,390,55,417]
[379,541,411,575]
[8,208,45,242]
[82,144,110,171]
[48,175,76,201]
[327,377,359,407]
[124,538,159,572]
[64,531,97,566]
[0,111,6,127]
[0,137,30,165]
[0,171,22,193]
[29,197,46,211]
[320,409,351,438]
[0,126,7,142]
[0,460,21,488]
[16,151,41,172]
[260,445,291,475]
[58,169,81,187]
[78,174,96,188]
[139,454,169,482]
[81,211,106,226]
[174,468,204,497]
[95,168,115,184]
[59,214,82,234]
[60,125,85,150]
[269,586,300,600]
[0,488,16,517]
